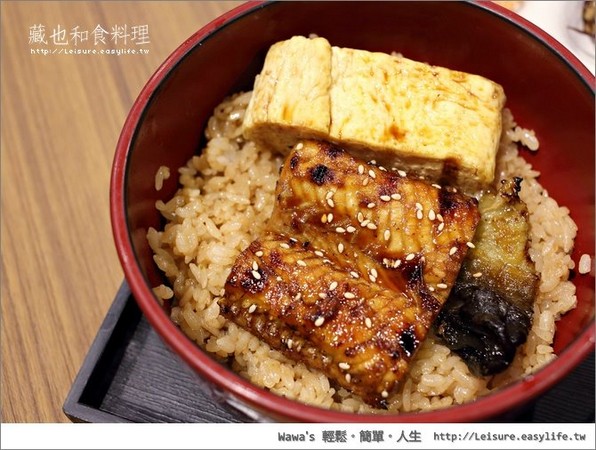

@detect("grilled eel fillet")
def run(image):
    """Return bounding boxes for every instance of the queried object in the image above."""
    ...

[434,178,539,376]
[221,141,479,406]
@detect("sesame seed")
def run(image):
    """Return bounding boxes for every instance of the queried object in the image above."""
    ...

[345,373,352,383]
[323,259,331,264]
[437,213,444,222]
[358,164,364,175]
[329,281,338,290]
[296,142,304,150]
[326,190,334,199]
[415,202,423,210]
[255,251,264,257]
[321,214,327,224]
[251,270,261,280]
[381,390,389,398]
[252,261,259,271]
[428,209,436,221]
[367,223,378,230]
[398,170,407,177]
[360,219,370,227]
[338,243,345,253]
[346,225,356,233]
[365,317,372,328]
[363,178,369,186]
[338,362,351,370]
[289,238,298,243]
[393,259,402,268]
[416,210,423,220]
[318,292,327,299]
[248,304,257,313]
[473,272,483,278]
[335,226,346,234]
[379,166,387,171]
[294,293,302,300]
[467,242,476,248]
[287,339,293,349]
[428,286,435,292]
[449,246,458,256]
[350,271,360,278]
[327,198,335,208]
[371,268,378,278]
[368,169,376,178]
[437,283,448,289]
[276,276,283,282]
[438,222,445,232]
[314,250,324,257]
[380,195,391,202]
[391,193,402,200]
[367,202,376,209]
[369,159,377,165]
[369,275,377,283]
[344,292,356,299]
[314,316,325,327]
[327,213,333,222]
[357,212,364,222]
[405,253,415,261]
[432,183,442,189]
[297,259,307,267]
[384,230,391,241]
[281,243,290,249]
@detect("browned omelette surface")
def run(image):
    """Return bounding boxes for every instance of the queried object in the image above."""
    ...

[221,141,479,406]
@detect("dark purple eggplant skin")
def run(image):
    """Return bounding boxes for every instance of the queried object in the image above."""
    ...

[434,178,539,376]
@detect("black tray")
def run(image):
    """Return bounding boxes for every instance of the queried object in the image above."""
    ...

[63,282,251,423]
[63,281,595,423]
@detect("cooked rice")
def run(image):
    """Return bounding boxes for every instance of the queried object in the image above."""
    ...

[579,254,592,275]
[147,92,579,414]
[154,165,171,191]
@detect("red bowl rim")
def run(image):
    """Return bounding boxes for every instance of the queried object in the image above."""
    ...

[110,0,595,422]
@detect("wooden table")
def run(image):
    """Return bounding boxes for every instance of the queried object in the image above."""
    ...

[1,0,243,423]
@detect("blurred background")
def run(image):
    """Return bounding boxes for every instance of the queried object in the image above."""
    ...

[1,1,243,423]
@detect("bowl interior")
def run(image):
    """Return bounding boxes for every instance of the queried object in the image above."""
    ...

[116,1,595,421]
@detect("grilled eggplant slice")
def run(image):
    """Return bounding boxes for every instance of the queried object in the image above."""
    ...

[434,178,539,376]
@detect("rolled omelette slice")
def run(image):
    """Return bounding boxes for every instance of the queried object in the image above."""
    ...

[243,35,506,191]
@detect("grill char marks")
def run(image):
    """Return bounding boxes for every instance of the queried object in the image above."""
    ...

[309,164,334,185]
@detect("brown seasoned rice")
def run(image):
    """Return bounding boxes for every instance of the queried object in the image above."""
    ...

[154,165,171,191]
[579,254,592,275]
[147,92,579,414]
